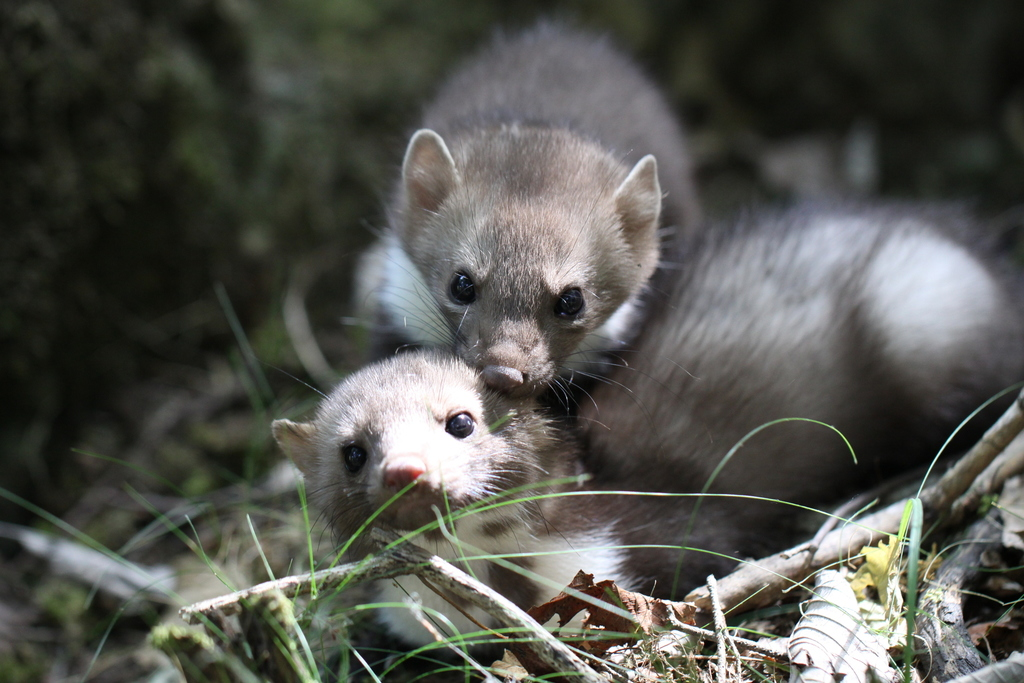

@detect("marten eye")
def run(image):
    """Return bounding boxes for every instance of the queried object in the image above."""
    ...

[449,272,476,304]
[445,412,475,439]
[342,444,367,473]
[554,288,584,318]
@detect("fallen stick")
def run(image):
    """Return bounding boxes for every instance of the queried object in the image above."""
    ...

[686,389,1024,615]
[180,391,1024,672]
[920,390,1024,513]
[948,429,1024,526]
[915,514,1000,682]
[181,529,605,683]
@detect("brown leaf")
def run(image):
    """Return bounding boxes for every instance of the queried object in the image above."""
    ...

[589,583,696,634]
[526,570,607,628]
[578,581,696,655]
[517,570,699,664]
[999,476,1024,551]
[969,614,1024,657]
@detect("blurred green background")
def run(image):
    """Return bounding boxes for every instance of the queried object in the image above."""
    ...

[3,0,1024,523]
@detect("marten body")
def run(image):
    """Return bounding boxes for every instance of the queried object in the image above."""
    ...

[581,203,1024,507]
[566,202,1024,596]
[356,24,698,397]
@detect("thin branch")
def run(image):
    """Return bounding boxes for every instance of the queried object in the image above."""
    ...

[948,430,1024,526]
[915,514,1000,682]
[181,529,605,683]
[921,390,1024,513]
[707,575,733,683]
[686,388,1024,615]
[668,621,787,659]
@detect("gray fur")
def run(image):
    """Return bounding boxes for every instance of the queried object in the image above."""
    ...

[297,203,1024,631]
[579,202,1024,593]
[275,350,569,547]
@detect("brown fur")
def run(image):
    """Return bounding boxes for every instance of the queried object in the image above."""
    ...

[579,203,1024,594]
[358,23,697,396]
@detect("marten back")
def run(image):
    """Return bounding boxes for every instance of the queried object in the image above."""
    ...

[571,202,1024,598]
[582,203,1024,503]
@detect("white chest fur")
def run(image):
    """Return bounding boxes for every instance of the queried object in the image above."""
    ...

[372,509,628,649]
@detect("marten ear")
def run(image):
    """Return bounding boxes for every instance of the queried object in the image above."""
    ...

[402,129,459,224]
[272,419,318,478]
[613,155,662,277]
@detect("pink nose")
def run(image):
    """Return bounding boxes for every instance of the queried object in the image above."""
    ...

[383,455,427,489]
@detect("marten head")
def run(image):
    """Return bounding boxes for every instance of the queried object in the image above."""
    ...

[273,351,567,548]
[385,126,661,397]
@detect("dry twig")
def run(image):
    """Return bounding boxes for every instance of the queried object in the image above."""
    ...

[686,389,1024,615]
[707,575,735,683]
[181,529,605,682]
[915,514,1001,682]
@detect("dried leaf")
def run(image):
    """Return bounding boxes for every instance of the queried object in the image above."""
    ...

[515,571,698,670]
[968,614,1024,656]
[789,570,899,683]
[998,476,1024,551]
[527,570,612,629]
[856,596,906,649]
[864,538,903,618]
[491,650,529,681]
[947,651,1024,683]
[849,535,905,641]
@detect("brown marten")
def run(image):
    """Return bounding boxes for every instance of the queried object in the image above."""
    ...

[356,23,699,397]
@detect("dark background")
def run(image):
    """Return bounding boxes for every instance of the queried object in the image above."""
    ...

[4,1,1024,678]
[3,0,1024,559]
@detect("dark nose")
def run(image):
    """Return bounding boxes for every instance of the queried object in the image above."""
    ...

[481,365,525,392]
